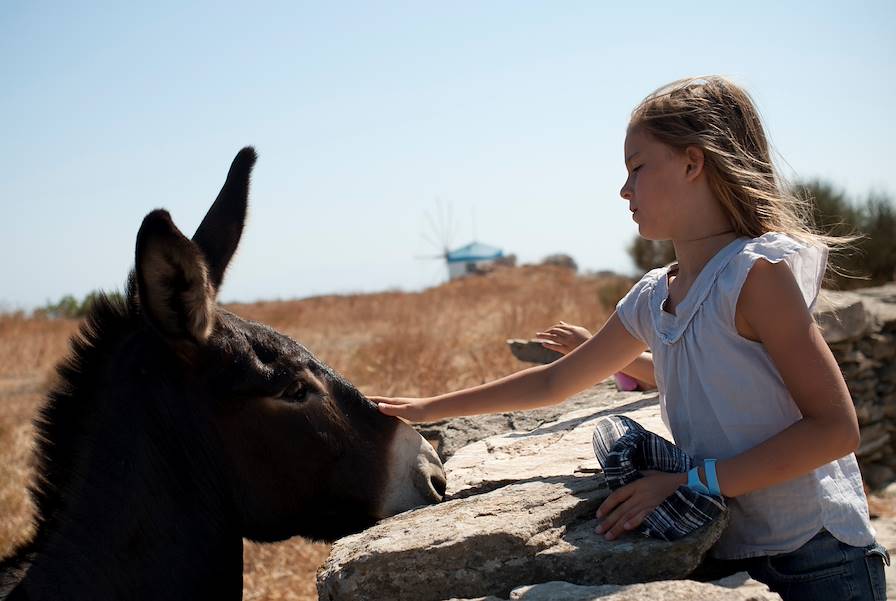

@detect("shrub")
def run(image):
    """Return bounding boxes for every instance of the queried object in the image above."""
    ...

[37,290,125,319]
[625,180,895,288]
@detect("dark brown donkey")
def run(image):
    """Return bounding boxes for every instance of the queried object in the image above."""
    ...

[0,148,445,600]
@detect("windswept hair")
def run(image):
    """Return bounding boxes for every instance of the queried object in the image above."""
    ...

[629,76,855,265]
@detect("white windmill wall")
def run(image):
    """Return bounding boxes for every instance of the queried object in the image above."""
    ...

[448,261,467,280]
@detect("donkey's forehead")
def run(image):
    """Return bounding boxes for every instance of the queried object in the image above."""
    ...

[215,310,314,359]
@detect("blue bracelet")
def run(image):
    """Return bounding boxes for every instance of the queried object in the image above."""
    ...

[687,466,710,494]
[703,459,721,496]
[687,459,722,497]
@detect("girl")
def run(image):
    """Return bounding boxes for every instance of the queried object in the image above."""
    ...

[373,76,887,600]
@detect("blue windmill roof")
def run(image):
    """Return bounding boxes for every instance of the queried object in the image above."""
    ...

[446,242,503,263]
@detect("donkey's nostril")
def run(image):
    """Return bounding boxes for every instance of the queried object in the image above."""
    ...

[430,473,447,500]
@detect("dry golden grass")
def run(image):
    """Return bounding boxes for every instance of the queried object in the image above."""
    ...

[0,265,628,599]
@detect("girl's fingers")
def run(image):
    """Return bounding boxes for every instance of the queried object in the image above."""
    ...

[596,485,634,519]
[376,403,400,415]
[541,324,566,334]
[539,341,570,354]
[371,397,408,407]
[623,509,649,530]
[608,507,650,539]
[541,331,572,342]
[376,400,411,413]
[376,403,413,424]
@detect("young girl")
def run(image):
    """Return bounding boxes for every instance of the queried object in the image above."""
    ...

[373,76,887,600]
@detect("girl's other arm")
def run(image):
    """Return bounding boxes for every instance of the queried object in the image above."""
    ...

[620,352,656,388]
[375,312,646,422]
[537,322,656,388]
[710,258,859,497]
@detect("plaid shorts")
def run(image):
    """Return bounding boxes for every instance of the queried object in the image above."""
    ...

[592,415,727,541]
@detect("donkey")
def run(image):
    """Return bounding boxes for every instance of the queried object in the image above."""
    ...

[0,147,446,600]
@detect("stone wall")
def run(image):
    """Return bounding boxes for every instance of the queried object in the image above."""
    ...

[817,284,896,490]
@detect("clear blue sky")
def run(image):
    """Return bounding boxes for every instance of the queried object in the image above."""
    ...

[2,1,894,310]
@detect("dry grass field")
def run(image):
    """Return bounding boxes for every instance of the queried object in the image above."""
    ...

[0,264,629,600]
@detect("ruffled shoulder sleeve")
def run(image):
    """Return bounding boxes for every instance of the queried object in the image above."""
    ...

[615,267,667,346]
[719,232,828,321]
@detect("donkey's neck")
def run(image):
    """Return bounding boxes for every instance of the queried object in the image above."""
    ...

[17,376,244,600]
[22,489,243,600]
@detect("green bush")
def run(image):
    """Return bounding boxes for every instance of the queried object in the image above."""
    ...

[626,181,895,289]
[627,237,676,273]
[800,180,896,289]
[38,290,125,319]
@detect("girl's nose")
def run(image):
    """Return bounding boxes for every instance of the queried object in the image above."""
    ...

[620,183,632,201]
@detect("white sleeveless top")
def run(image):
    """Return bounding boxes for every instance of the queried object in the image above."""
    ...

[616,232,874,559]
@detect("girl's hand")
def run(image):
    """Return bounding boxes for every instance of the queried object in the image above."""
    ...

[372,396,437,424]
[535,321,592,355]
[595,470,686,540]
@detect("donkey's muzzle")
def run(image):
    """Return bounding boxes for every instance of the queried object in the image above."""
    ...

[377,423,446,518]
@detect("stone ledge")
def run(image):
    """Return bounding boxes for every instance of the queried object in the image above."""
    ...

[318,394,727,601]
[446,571,780,600]
[317,474,728,601]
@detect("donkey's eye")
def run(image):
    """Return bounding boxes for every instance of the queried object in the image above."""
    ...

[279,381,310,404]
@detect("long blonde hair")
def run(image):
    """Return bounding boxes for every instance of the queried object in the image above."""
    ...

[629,76,853,258]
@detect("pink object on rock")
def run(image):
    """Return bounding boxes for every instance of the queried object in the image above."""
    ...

[613,372,640,392]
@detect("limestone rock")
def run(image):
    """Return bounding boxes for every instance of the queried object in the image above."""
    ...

[317,474,728,601]
[445,572,780,600]
[445,395,669,499]
[506,339,563,364]
[855,283,896,332]
[417,382,655,461]
[858,431,892,458]
[319,395,728,601]
[814,291,870,344]
[862,464,896,491]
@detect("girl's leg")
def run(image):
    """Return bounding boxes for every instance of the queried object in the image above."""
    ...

[746,529,888,601]
[689,554,756,582]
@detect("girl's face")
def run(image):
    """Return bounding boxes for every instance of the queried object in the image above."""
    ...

[619,127,691,241]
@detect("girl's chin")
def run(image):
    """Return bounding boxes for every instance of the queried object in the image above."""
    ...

[637,226,669,242]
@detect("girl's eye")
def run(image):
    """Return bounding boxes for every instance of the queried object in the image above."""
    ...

[632,165,643,173]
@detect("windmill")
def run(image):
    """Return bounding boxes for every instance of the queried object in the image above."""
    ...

[415,197,459,284]
[416,198,505,283]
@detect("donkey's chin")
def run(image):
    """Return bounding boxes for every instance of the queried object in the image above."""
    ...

[376,423,446,519]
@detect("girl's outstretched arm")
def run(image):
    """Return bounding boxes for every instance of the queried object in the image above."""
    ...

[597,258,861,540]
[374,312,646,423]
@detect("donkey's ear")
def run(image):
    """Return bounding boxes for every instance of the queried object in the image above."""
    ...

[136,210,216,343]
[192,147,257,290]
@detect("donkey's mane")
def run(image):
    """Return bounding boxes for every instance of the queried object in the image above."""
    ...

[29,275,140,544]
[0,277,142,589]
